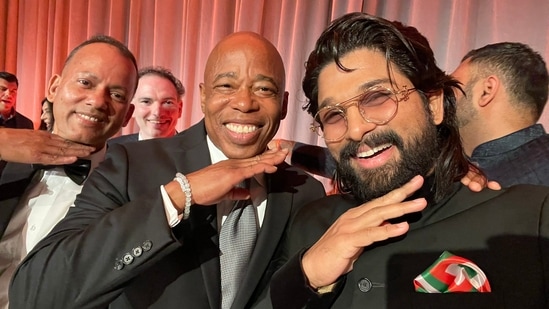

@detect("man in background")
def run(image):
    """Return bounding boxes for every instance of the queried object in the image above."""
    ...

[109,66,184,144]
[270,12,549,308]
[0,72,33,130]
[453,42,549,187]
[0,72,34,177]
[0,35,136,309]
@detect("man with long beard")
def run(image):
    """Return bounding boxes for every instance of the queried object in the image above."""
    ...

[270,12,549,308]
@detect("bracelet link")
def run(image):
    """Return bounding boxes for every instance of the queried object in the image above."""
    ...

[174,172,192,219]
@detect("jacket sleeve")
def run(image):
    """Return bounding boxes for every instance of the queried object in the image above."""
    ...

[9,144,183,309]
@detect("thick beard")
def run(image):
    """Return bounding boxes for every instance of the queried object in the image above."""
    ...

[336,123,439,204]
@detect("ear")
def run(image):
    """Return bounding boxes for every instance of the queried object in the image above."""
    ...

[46,74,61,102]
[199,83,206,113]
[478,75,498,107]
[280,91,288,120]
[428,89,444,125]
[177,99,183,118]
[122,104,135,127]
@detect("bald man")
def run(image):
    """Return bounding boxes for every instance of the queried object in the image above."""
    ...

[10,32,325,309]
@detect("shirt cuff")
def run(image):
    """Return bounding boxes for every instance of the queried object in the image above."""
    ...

[160,185,182,227]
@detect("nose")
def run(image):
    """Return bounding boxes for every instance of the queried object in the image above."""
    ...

[231,89,258,113]
[150,101,162,116]
[86,89,110,110]
[345,106,377,142]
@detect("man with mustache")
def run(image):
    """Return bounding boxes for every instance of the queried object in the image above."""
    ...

[271,13,549,308]
[273,42,549,189]
[109,66,185,144]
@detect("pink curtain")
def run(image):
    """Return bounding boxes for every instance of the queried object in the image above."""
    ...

[2,0,549,145]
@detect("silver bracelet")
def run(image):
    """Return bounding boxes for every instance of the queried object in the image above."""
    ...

[174,172,192,219]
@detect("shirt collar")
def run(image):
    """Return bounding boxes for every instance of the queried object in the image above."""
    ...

[470,124,546,158]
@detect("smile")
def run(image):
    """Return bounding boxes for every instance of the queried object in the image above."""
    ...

[77,113,101,122]
[225,123,258,134]
[357,143,392,158]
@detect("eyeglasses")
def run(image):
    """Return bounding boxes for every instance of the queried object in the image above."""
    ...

[310,85,416,142]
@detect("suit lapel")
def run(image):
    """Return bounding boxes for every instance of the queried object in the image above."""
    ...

[174,120,222,309]
[232,168,293,307]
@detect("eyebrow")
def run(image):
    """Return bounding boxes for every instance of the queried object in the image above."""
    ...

[318,78,390,109]
[212,72,237,83]
[79,71,129,93]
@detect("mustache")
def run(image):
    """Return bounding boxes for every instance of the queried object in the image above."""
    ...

[339,130,404,159]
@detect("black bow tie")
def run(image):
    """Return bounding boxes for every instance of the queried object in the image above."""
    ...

[33,158,92,185]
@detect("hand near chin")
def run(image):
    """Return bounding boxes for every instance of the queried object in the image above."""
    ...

[301,175,427,289]
[0,128,95,164]
[185,148,289,206]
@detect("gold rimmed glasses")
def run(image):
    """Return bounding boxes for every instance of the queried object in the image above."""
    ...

[310,85,417,142]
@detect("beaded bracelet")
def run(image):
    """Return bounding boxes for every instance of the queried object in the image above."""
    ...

[174,172,192,220]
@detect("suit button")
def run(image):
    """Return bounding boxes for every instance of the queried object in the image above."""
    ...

[123,253,134,265]
[357,278,372,292]
[142,240,153,252]
[132,246,143,257]
[114,259,124,271]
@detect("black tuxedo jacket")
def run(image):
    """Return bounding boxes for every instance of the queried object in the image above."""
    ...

[108,133,139,145]
[9,120,326,309]
[271,184,549,309]
[0,161,38,238]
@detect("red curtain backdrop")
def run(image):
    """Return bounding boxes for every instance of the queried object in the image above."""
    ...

[2,0,549,145]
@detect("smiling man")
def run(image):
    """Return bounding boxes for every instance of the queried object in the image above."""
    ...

[0,35,136,309]
[109,66,184,144]
[10,31,325,309]
[270,13,549,308]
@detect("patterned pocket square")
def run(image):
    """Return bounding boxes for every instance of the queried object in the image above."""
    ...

[414,251,491,293]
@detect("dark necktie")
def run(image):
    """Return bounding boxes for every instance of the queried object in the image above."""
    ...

[33,158,92,185]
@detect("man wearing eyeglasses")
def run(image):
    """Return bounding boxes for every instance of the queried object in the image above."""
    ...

[270,12,549,308]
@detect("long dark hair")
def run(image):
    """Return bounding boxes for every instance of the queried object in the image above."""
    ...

[303,12,474,202]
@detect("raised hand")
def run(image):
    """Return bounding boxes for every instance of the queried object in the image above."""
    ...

[301,175,427,289]
[165,148,289,212]
[0,128,95,164]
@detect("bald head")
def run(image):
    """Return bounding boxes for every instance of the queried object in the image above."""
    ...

[200,31,288,159]
[205,32,286,90]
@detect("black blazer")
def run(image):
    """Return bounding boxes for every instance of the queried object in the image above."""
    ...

[271,184,549,309]
[10,120,326,309]
[0,161,38,238]
[108,133,139,145]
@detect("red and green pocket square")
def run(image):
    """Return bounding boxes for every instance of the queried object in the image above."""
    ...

[414,251,491,293]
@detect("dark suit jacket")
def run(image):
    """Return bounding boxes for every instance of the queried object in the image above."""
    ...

[108,133,139,145]
[9,120,326,309]
[271,184,549,309]
[0,162,38,238]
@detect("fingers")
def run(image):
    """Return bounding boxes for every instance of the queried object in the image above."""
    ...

[487,180,501,190]
[352,175,424,216]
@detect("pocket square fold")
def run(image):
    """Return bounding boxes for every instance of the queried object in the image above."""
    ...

[413,251,491,293]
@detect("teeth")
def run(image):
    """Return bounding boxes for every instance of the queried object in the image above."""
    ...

[148,120,167,124]
[226,123,258,134]
[357,143,392,158]
[79,113,100,122]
